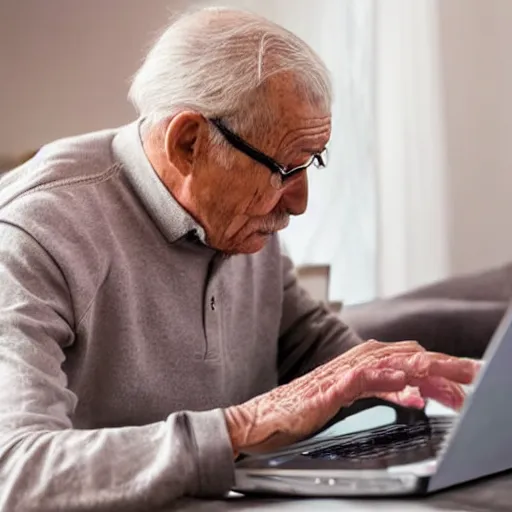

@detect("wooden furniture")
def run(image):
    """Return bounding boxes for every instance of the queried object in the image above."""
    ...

[296,264,342,313]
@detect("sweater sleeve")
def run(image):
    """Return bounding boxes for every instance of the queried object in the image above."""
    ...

[0,222,234,512]
[277,253,363,384]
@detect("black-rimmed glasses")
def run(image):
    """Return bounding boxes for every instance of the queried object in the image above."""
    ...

[209,118,328,180]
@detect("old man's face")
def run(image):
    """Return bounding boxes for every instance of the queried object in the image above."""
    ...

[158,76,331,254]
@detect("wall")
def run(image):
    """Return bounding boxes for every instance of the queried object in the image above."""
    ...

[0,0,273,153]
[439,0,512,276]
[1,0,168,152]
[375,0,512,298]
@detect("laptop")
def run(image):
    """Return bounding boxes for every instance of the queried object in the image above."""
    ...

[234,303,512,497]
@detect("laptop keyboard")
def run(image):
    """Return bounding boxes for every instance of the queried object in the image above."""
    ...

[303,416,454,463]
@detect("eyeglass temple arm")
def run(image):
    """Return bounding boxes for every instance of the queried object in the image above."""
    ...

[209,118,285,174]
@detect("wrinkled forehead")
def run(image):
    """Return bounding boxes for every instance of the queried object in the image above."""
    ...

[257,83,331,158]
[263,73,331,137]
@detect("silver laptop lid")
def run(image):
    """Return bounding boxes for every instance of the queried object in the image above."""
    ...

[429,302,512,491]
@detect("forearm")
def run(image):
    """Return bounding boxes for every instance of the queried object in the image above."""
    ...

[0,409,234,512]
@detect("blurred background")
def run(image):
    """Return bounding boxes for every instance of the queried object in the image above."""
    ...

[1,0,511,305]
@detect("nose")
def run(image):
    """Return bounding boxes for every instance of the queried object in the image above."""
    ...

[280,171,308,216]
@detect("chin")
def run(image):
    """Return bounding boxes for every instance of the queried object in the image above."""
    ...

[225,232,272,255]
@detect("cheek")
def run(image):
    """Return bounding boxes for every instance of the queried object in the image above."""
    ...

[244,186,281,216]
[232,168,280,215]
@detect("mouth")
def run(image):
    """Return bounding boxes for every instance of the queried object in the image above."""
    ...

[255,215,290,236]
[257,223,290,236]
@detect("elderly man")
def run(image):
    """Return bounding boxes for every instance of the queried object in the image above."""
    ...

[0,7,476,512]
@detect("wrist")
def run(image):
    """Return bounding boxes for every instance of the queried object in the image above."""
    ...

[223,405,246,457]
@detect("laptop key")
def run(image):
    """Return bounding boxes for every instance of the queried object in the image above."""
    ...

[303,417,453,463]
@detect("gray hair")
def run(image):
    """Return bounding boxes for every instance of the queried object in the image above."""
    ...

[129,7,332,166]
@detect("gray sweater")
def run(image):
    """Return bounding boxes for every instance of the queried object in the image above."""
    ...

[0,120,360,511]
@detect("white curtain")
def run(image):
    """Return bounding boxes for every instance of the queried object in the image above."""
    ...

[274,0,377,305]
[375,0,448,297]
[278,0,449,303]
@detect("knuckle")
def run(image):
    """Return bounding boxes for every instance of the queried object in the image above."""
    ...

[410,351,430,373]
[346,367,366,396]
[365,339,382,349]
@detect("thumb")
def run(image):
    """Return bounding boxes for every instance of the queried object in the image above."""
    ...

[379,386,425,409]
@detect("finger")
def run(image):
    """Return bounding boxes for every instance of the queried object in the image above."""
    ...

[377,386,425,409]
[416,376,466,411]
[472,359,484,373]
[322,341,428,394]
[336,367,407,403]
[383,352,478,384]
[426,357,478,384]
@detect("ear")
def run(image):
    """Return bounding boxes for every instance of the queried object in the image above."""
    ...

[164,111,207,177]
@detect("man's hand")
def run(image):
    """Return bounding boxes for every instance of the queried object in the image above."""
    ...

[224,340,479,455]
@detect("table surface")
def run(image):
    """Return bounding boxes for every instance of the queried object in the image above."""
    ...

[167,399,512,512]
[171,472,512,512]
